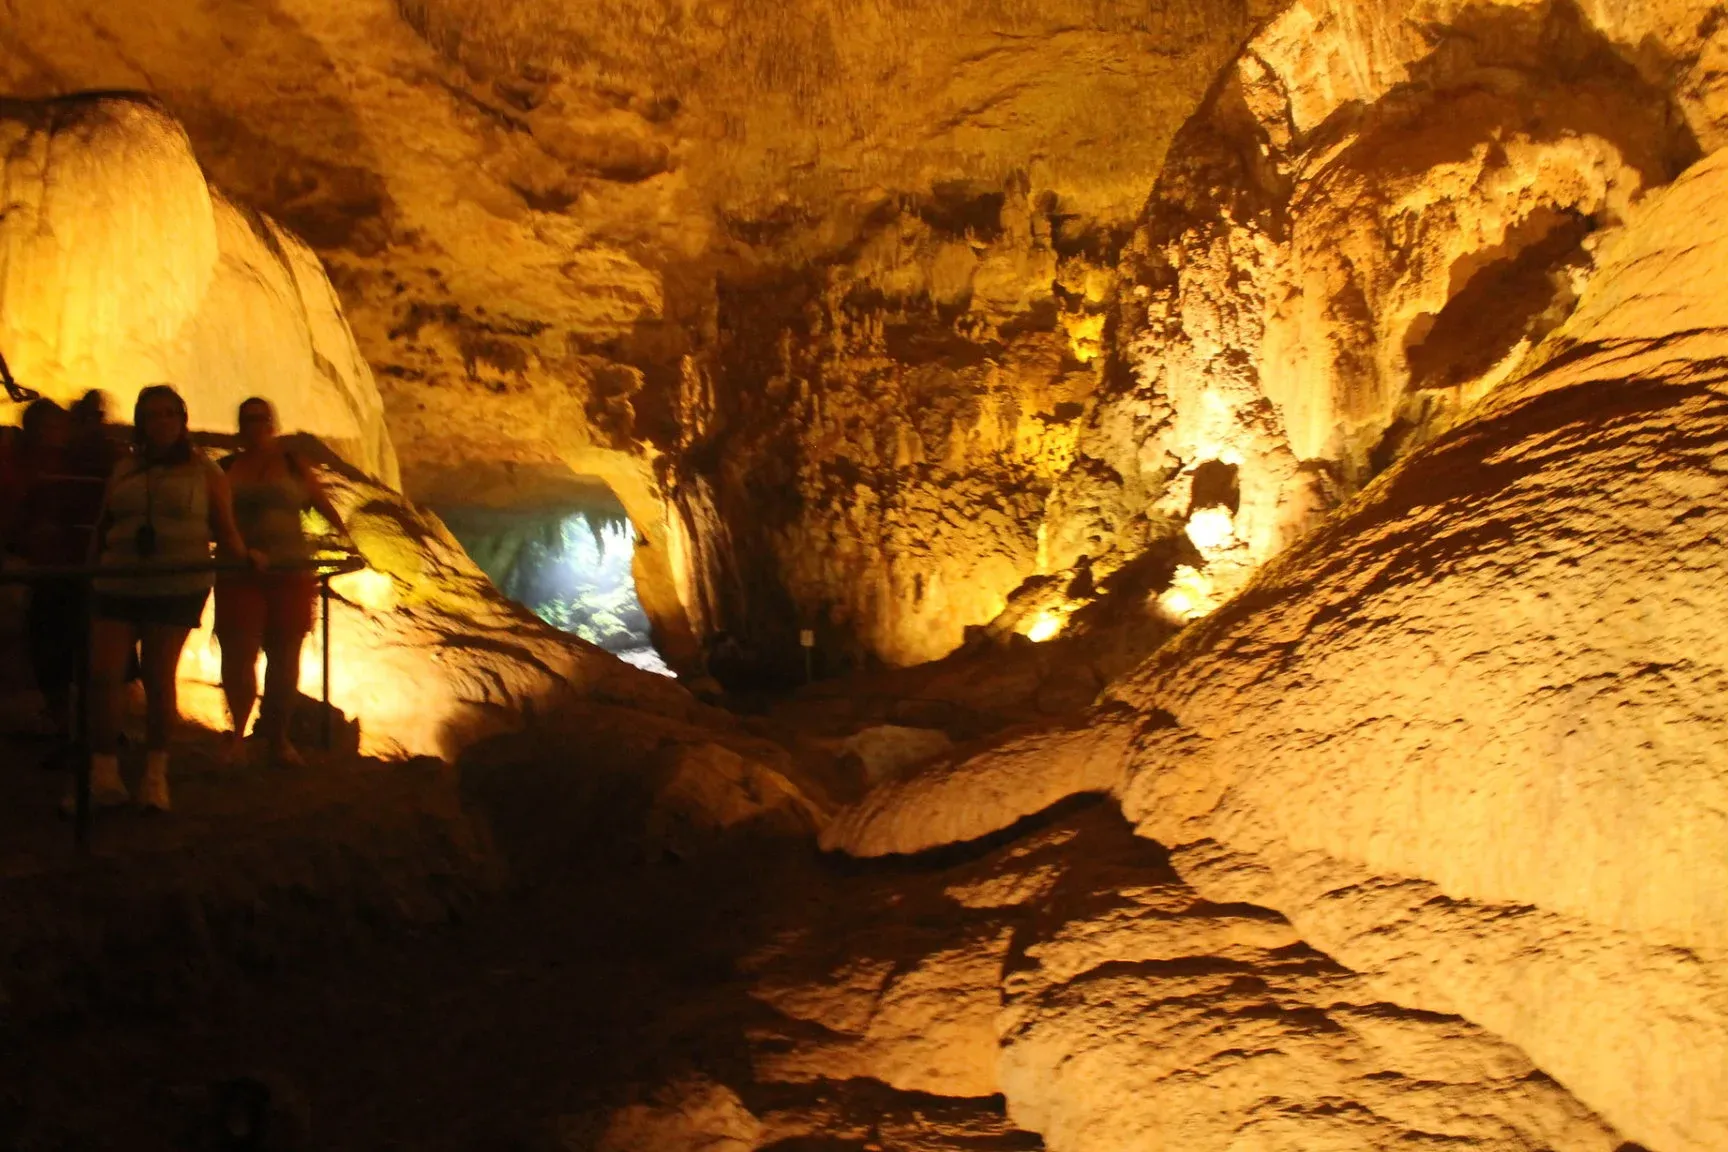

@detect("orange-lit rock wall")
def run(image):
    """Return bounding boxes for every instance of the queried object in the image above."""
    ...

[7,0,1727,675]
[0,95,398,483]
[1042,0,1710,620]
[828,143,1728,1152]
[0,0,1274,671]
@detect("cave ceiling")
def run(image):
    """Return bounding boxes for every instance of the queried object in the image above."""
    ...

[0,0,1267,493]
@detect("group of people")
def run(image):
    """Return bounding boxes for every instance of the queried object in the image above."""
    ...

[1,385,351,813]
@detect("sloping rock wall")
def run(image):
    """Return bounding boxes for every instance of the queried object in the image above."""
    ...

[828,144,1728,1152]
[640,806,1627,1151]
[1113,144,1728,1152]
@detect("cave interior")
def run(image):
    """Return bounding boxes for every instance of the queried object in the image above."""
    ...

[0,0,1725,1149]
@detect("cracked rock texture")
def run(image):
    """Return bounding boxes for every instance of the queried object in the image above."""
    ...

[640,806,1626,1152]
[1112,146,1728,1152]
[1043,0,1712,624]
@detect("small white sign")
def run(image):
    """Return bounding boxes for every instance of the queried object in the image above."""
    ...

[799,629,816,648]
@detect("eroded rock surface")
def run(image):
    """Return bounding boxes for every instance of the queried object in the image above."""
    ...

[1110,145,1728,1152]
[0,0,1273,670]
[646,804,1627,1151]
[11,2,1724,673]
[829,144,1728,1151]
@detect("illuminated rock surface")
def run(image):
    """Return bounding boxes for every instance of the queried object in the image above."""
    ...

[741,807,1621,1151]
[0,94,397,482]
[828,145,1728,1151]
[167,443,695,761]
[13,2,1725,670]
[4,2,1727,1149]
[6,0,1728,677]
[0,0,1274,668]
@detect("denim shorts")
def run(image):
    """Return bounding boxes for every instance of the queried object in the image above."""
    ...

[92,589,211,630]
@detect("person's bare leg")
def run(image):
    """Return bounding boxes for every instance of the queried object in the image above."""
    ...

[81,618,135,806]
[219,607,263,765]
[260,631,307,765]
[137,623,193,811]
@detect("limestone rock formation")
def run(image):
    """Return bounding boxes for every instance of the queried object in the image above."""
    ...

[624,806,1627,1151]
[1111,146,1728,1152]
[0,94,396,482]
[9,1,1728,674]
[7,10,1728,1144]
[1043,0,1710,624]
[1000,873,1619,1152]
[829,144,1728,1151]
[588,1076,763,1152]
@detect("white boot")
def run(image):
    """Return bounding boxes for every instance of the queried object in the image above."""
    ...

[138,751,171,812]
[90,753,130,806]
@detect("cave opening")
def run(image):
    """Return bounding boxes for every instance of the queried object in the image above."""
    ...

[436,484,672,677]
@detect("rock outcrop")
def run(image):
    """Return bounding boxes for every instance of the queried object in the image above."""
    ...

[1112,145,1728,1152]
[0,94,397,482]
[829,144,1728,1151]
[1043,0,1710,624]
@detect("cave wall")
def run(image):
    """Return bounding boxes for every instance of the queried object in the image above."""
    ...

[5,0,1727,673]
[826,140,1728,1152]
[1043,0,1715,621]
[0,0,1276,672]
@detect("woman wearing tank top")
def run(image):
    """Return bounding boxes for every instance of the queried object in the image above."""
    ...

[215,397,351,768]
[84,385,256,813]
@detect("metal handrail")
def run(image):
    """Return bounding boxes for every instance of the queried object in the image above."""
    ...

[0,554,366,581]
[2,550,371,849]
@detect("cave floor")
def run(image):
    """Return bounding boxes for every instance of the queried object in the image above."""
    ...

[0,724,1050,1151]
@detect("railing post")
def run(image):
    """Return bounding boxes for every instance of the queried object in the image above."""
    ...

[321,571,332,751]
[74,597,91,851]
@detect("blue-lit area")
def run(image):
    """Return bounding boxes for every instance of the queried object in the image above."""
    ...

[440,500,672,677]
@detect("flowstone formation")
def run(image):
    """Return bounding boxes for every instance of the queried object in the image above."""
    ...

[0,93,396,481]
[1042,0,1715,623]
[4,5,1728,1148]
[826,145,1728,1152]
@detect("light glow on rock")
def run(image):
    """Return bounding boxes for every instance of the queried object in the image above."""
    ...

[1025,610,1065,643]
[332,566,398,613]
[1185,505,1236,552]
[1156,564,1216,623]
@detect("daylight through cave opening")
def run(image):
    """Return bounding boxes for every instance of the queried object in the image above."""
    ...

[437,484,671,676]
